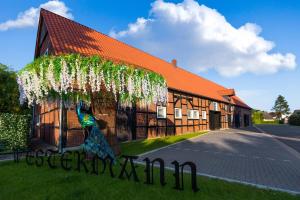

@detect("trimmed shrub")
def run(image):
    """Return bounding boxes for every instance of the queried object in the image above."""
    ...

[289,114,300,126]
[0,113,31,151]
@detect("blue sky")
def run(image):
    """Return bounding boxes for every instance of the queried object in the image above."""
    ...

[0,0,299,111]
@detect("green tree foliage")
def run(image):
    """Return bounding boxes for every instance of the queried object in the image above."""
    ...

[272,95,290,119]
[0,63,30,114]
[251,109,263,124]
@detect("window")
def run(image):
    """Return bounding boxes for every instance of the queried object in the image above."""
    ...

[188,110,194,119]
[231,106,234,112]
[157,106,166,118]
[193,110,199,119]
[36,114,40,126]
[213,102,219,111]
[202,111,207,120]
[188,109,199,119]
[175,108,182,119]
[224,105,228,111]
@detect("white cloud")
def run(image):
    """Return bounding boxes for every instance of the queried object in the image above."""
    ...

[110,0,296,77]
[0,0,73,31]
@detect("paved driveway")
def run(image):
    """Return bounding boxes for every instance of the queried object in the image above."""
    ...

[138,128,300,194]
[255,124,300,153]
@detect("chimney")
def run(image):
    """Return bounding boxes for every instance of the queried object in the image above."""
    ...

[171,59,177,67]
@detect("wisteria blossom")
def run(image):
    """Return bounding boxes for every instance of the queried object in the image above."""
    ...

[17,54,168,107]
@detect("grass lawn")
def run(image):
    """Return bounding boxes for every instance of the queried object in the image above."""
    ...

[0,132,299,200]
[120,131,207,155]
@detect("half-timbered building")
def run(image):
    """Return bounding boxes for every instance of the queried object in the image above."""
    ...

[33,9,251,150]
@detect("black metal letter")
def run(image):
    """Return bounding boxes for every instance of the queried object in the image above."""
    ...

[143,157,166,186]
[60,151,72,171]
[91,155,114,177]
[35,149,44,167]
[46,149,58,169]
[75,151,89,173]
[26,150,35,165]
[180,162,199,192]
[171,160,181,190]
[171,160,199,192]
[119,155,139,182]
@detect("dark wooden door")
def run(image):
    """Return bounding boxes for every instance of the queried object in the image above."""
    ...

[209,111,221,130]
[244,114,250,127]
[116,106,136,141]
[235,114,240,128]
[228,114,232,128]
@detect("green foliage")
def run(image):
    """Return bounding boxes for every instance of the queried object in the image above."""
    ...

[272,95,290,119]
[289,113,300,126]
[252,110,263,124]
[0,63,30,114]
[252,110,279,124]
[0,113,31,151]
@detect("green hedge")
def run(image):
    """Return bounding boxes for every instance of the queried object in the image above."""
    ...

[0,113,31,151]
[289,114,300,126]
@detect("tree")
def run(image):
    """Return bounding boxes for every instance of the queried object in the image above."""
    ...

[272,95,290,119]
[251,109,263,124]
[0,63,30,114]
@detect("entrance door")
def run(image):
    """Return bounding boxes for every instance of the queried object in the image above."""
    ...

[244,114,250,127]
[209,111,221,130]
[228,114,232,128]
[116,106,136,141]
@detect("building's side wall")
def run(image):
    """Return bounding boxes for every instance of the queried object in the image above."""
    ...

[34,101,60,146]
[134,89,249,140]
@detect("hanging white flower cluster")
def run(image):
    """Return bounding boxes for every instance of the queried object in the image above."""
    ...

[17,54,168,107]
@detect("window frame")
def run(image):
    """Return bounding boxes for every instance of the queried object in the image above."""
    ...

[193,110,199,119]
[202,111,207,120]
[187,109,194,119]
[213,102,219,111]
[174,108,182,119]
[157,106,167,119]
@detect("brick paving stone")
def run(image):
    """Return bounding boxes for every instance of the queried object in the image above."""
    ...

[137,129,300,193]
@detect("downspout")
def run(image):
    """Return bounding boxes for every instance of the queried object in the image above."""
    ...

[58,98,63,153]
[31,104,36,139]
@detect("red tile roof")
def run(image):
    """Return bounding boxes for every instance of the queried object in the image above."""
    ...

[39,9,250,109]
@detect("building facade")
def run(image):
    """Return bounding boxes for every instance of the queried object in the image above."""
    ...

[32,9,252,150]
